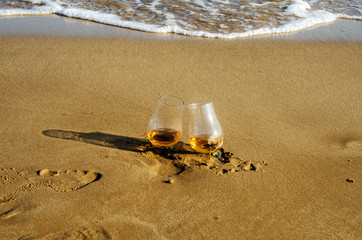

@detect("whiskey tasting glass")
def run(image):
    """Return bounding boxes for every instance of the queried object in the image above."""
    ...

[147,95,184,148]
[188,101,223,153]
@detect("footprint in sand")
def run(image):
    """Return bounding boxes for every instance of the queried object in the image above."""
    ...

[0,168,38,220]
[0,206,22,220]
[0,168,34,203]
[37,169,100,192]
[19,226,112,240]
[0,168,100,219]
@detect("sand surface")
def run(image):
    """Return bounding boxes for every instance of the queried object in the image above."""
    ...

[0,29,361,239]
[1,15,362,41]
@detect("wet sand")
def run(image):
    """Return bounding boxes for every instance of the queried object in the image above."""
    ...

[0,17,361,239]
[1,15,362,41]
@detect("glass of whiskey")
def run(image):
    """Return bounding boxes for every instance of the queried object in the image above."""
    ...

[147,95,184,148]
[188,101,223,153]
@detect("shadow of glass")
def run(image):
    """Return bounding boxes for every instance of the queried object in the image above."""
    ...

[42,129,195,155]
[42,130,239,176]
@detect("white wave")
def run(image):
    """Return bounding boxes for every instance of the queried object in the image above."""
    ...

[0,0,361,39]
[286,0,311,17]
[337,13,362,20]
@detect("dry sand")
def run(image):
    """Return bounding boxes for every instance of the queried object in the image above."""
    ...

[0,20,361,239]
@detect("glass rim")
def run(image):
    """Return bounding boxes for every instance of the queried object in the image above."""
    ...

[159,95,184,108]
[188,100,213,108]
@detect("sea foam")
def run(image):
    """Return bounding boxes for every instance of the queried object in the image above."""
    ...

[0,0,361,38]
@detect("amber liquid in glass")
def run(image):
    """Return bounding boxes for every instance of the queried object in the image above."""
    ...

[189,135,223,153]
[147,128,181,147]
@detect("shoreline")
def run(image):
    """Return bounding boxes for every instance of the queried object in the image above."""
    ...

[0,15,361,41]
